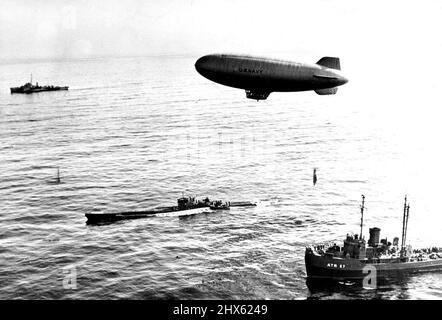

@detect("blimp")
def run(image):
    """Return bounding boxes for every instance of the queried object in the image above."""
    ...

[195,54,348,100]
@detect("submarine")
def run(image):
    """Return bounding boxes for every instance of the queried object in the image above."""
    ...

[195,54,348,100]
[85,195,256,224]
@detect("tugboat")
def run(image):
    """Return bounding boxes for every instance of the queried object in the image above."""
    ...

[305,195,442,281]
[10,74,68,94]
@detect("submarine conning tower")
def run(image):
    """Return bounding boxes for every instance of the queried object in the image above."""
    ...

[368,227,381,247]
[177,197,190,210]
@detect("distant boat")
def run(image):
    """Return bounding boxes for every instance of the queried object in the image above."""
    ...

[10,74,68,94]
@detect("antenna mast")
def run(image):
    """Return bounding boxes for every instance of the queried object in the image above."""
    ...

[359,194,365,239]
[401,195,409,256]
[402,202,410,256]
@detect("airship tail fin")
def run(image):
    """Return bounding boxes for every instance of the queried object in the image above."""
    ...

[316,57,341,70]
[315,87,338,95]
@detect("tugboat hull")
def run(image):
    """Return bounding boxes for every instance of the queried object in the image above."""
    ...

[305,250,442,280]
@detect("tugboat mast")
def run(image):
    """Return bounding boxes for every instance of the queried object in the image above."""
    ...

[401,195,410,257]
[359,194,365,239]
[404,203,410,251]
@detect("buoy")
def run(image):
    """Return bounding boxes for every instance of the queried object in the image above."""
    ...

[55,167,61,184]
[313,168,317,186]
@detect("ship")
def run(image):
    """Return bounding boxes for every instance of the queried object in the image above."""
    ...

[10,74,68,94]
[305,195,442,281]
[85,195,255,224]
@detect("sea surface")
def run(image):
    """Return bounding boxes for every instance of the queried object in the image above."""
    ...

[1,56,442,299]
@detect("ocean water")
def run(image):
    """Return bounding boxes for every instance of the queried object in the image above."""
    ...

[0,56,441,299]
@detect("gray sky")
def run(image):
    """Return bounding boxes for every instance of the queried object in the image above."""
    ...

[1,0,440,61]
[1,0,442,103]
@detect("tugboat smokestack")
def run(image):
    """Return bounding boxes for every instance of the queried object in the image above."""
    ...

[368,227,381,247]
